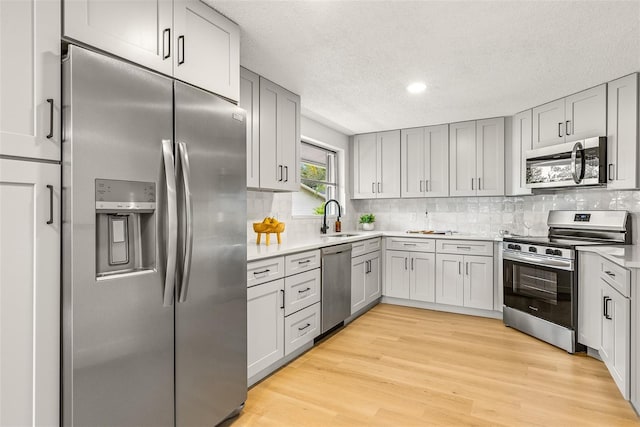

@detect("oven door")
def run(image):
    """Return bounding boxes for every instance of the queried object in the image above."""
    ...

[503,252,575,329]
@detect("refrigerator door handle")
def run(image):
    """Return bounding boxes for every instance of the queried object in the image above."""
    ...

[177,141,194,303]
[162,139,178,307]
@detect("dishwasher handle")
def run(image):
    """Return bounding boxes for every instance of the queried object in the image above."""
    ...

[321,243,352,257]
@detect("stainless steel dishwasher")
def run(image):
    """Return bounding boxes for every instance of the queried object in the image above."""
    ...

[321,243,352,334]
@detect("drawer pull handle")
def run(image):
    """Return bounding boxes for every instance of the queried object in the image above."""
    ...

[457,246,471,250]
[604,270,616,278]
[298,323,311,331]
[298,259,311,265]
[253,269,270,276]
[298,287,311,294]
[528,305,539,312]
[403,243,417,246]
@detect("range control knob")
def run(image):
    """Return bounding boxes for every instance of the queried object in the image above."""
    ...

[553,249,563,256]
[545,249,554,255]
[528,246,537,253]
[507,244,515,249]
[514,245,522,251]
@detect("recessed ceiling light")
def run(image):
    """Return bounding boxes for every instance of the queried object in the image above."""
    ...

[406,82,427,94]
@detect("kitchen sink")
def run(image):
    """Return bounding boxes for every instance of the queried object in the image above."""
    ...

[323,233,360,238]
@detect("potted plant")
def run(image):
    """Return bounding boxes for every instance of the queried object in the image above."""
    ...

[359,213,375,231]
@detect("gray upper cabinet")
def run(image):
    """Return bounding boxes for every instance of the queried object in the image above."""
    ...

[64,0,239,101]
[64,0,174,75]
[1,0,61,161]
[506,110,532,196]
[259,77,300,192]
[400,124,449,198]
[352,131,400,199]
[532,84,606,148]
[173,0,240,101]
[240,68,260,189]
[450,118,504,197]
[607,73,639,190]
[449,121,476,196]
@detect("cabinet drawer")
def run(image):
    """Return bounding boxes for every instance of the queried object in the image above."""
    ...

[284,268,320,316]
[600,258,630,297]
[386,237,435,252]
[247,257,285,287]
[436,239,493,256]
[351,237,381,257]
[285,249,320,276]
[284,302,321,356]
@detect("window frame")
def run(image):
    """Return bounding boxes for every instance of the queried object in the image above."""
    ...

[292,137,344,218]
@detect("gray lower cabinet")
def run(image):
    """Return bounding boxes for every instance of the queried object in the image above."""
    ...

[246,250,320,382]
[600,279,630,399]
[247,278,285,379]
[351,245,382,314]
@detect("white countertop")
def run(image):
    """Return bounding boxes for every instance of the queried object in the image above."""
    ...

[577,245,640,269]
[247,231,502,261]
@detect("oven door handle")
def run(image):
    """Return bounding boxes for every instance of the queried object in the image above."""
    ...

[503,252,574,271]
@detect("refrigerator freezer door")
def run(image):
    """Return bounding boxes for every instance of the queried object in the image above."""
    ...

[174,81,247,425]
[62,46,175,426]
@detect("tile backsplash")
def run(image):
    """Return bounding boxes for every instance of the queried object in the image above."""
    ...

[248,189,640,243]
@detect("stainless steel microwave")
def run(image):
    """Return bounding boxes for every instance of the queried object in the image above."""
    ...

[525,137,607,189]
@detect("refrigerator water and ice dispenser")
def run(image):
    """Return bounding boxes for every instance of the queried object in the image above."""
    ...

[95,179,156,278]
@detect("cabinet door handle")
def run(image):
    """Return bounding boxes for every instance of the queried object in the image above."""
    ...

[162,28,171,59]
[425,179,429,192]
[603,296,612,320]
[471,178,474,190]
[565,120,571,136]
[378,182,381,193]
[478,177,481,191]
[280,289,285,309]
[405,258,408,270]
[177,35,185,65]
[46,185,54,225]
[411,257,414,270]
[278,165,283,182]
[46,99,54,139]
[465,262,469,276]
[608,164,615,182]
[458,261,461,275]
[419,180,423,192]
[372,182,375,193]
[366,260,371,274]
[284,165,289,182]
[558,122,564,138]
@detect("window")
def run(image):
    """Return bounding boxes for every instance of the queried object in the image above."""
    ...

[292,141,339,216]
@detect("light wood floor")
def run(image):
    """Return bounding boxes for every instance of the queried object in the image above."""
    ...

[228,304,639,426]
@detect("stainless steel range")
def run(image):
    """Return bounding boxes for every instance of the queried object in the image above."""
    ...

[502,210,631,353]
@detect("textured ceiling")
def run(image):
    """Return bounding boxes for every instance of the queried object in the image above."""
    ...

[208,0,640,135]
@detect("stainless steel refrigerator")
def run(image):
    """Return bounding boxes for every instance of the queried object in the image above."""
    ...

[62,45,247,426]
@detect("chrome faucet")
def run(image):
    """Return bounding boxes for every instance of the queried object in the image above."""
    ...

[320,199,341,234]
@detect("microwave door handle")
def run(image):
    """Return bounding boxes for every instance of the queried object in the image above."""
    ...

[570,141,584,184]
[162,139,178,307]
[177,141,194,303]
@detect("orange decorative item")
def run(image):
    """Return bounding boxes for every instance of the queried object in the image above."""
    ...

[253,217,285,245]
